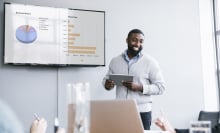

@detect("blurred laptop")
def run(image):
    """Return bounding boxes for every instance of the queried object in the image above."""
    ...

[67,99,145,133]
[90,99,144,133]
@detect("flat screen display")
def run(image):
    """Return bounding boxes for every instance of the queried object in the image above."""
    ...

[4,3,105,66]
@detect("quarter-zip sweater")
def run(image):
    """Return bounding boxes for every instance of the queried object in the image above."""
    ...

[104,51,166,112]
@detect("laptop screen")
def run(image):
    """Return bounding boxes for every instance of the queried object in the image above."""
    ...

[67,99,145,133]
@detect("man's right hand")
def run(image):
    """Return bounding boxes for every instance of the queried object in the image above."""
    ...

[105,79,115,90]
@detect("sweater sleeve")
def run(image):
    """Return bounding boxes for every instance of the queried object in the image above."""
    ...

[142,59,166,95]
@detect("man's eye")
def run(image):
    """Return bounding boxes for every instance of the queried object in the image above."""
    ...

[132,39,138,42]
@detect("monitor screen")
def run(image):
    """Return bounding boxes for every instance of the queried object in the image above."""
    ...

[4,3,105,66]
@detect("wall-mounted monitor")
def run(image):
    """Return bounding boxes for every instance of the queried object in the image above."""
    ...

[4,3,105,66]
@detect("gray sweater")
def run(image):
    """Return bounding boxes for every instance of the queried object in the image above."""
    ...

[104,52,166,112]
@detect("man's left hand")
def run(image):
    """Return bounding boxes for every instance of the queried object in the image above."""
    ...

[122,81,143,92]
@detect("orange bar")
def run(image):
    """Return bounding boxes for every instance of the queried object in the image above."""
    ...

[68,46,96,50]
[68,33,80,36]
[68,50,95,54]
[68,42,74,44]
[68,24,74,28]
[68,37,75,41]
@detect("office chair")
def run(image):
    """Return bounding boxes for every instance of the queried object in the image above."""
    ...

[198,110,220,127]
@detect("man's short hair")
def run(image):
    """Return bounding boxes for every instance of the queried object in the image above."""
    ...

[127,29,144,38]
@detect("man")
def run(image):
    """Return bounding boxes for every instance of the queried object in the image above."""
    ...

[103,29,166,130]
[0,98,64,133]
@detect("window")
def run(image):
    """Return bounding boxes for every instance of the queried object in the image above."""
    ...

[213,0,220,109]
[199,0,219,111]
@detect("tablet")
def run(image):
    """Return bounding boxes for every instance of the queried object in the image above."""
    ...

[109,74,134,86]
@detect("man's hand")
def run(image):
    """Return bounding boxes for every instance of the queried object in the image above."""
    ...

[30,118,47,133]
[154,112,176,133]
[105,79,115,90]
[122,81,143,92]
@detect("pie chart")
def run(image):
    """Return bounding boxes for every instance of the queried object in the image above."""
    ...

[15,25,37,44]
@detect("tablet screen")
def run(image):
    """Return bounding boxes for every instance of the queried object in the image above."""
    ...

[109,74,134,86]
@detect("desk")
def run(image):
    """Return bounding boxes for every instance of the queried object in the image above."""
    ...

[144,130,170,133]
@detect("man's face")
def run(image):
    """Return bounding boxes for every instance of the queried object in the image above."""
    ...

[127,33,144,56]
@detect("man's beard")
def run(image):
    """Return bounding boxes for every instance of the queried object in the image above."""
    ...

[128,45,143,57]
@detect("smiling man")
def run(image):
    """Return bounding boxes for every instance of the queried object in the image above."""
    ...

[103,29,166,130]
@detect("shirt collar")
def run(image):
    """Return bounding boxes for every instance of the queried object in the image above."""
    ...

[123,49,141,62]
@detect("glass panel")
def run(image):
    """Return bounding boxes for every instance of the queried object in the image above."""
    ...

[215,0,220,30]
[214,0,220,106]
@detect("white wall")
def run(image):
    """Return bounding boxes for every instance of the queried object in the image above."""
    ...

[0,0,206,132]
